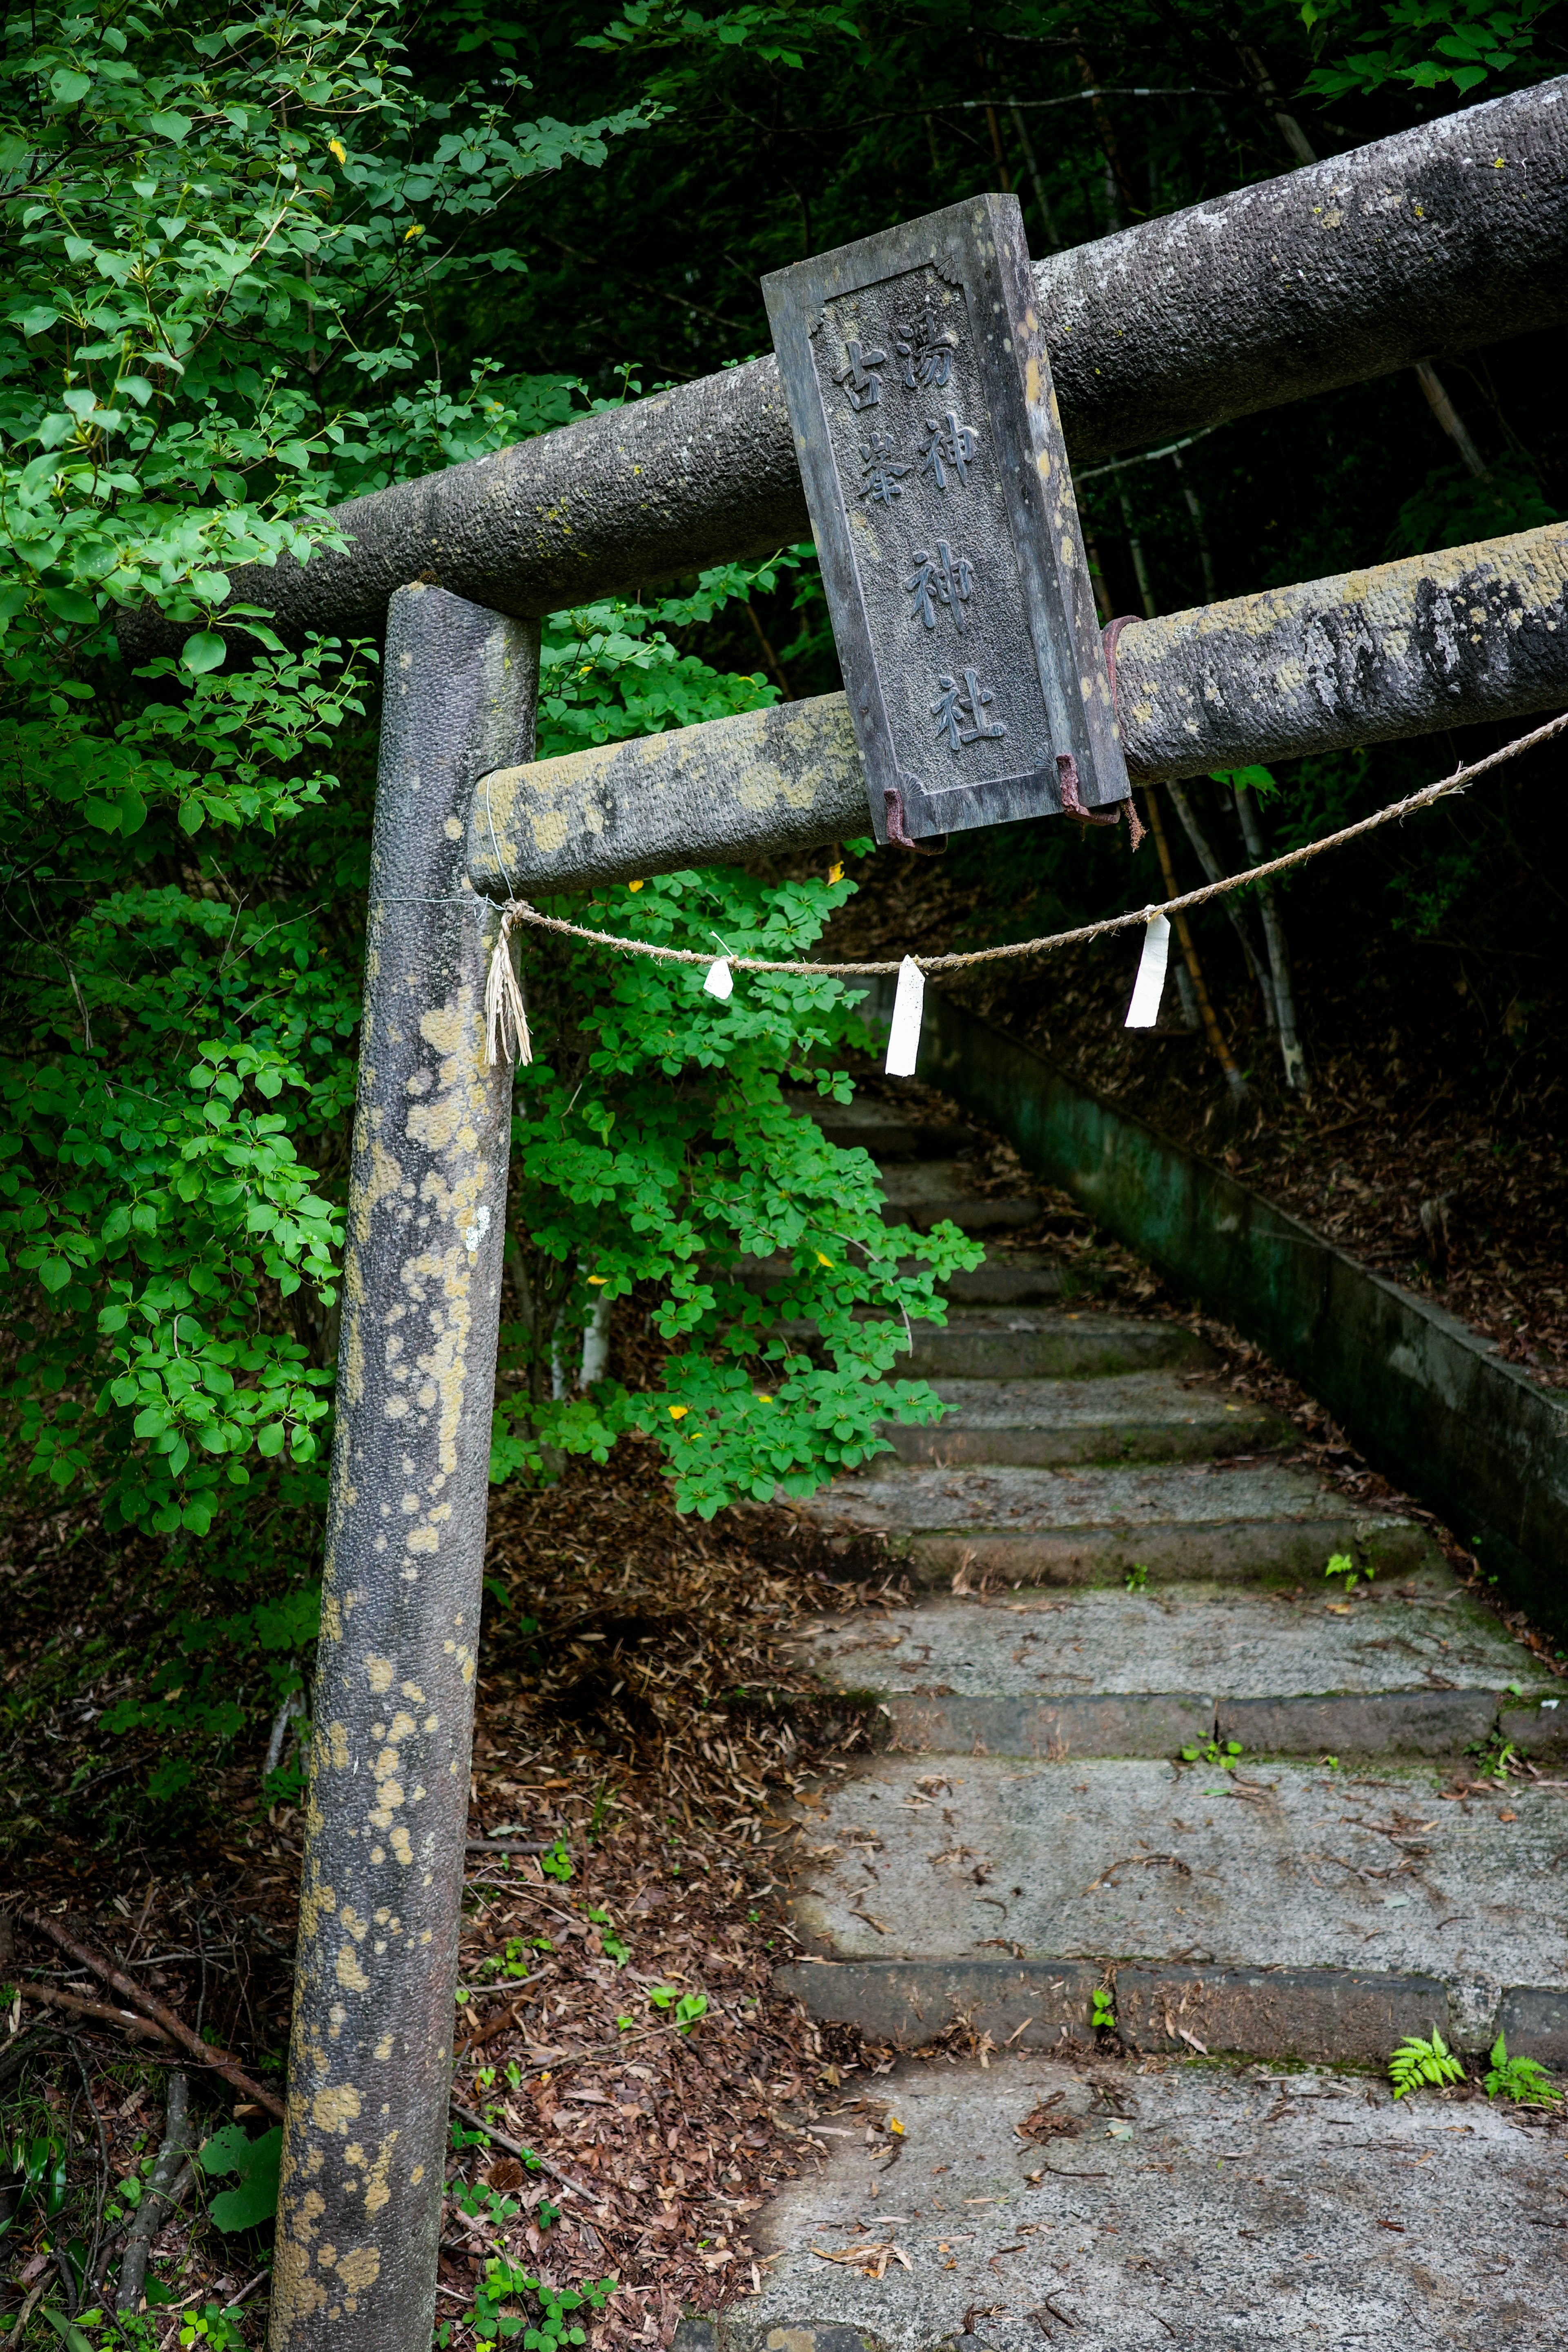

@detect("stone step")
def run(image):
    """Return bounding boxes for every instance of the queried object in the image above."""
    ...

[785,1090,978,1161]
[780,1754,1567,2060]
[686,2050,1564,2352]
[877,1160,1045,1234]
[882,1371,1284,1465]
[791,1573,1553,1757]
[714,1247,1072,1306]
[903,1309,1214,1381]
[795,1574,1546,1705]
[801,1459,1435,1586]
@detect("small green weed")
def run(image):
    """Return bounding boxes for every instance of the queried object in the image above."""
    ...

[586,1906,630,1964]
[177,2305,249,2350]
[1389,2029,1466,2098]
[1468,1735,1519,1782]
[1125,1564,1149,1593]
[539,1840,574,1883]
[1484,2034,1562,2108]
[435,2256,615,2347]
[1180,1738,1243,1771]
[648,1984,709,2034]
[1325,1551,1373,1594]
[1090,1987,1116,2031]
[0,2131,68,2236]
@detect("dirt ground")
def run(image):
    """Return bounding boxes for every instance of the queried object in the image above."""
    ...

[0,1454,904,2349]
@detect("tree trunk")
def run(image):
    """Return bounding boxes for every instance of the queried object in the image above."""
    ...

[269,586,538,2352]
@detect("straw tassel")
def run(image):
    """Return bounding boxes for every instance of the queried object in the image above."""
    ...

[484,908,532,1068]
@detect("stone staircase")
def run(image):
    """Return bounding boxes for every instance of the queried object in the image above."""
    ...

[705,1088,1568,2352]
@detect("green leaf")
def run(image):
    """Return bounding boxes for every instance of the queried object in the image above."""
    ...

[180,631,228,675]
[38,1257,72,1293]
[200,2126,281,2230]
[40,2310,95,2352]
[40,586,98,626]
[50,69,93,102]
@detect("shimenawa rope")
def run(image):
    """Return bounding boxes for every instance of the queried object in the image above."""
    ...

[481,709,1567,1062]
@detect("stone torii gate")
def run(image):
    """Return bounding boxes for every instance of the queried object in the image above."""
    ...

[255,81,1568,2352]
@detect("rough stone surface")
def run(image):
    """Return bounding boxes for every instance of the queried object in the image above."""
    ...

[876,1164,1046,1234]
[724,1044,1563,2348]
[793,1575,1540,1701]
[879,1373,1283,1464]
[880,1692,1217,1760]
[466,694,864,900]
[467,519,1568,889]
[1112,518,1568,777]
[700,2056,1568,2350]
[801,1459,1433,1585]
[778,1958,1455,2067]
[784,1755,1568,2042]
[1215,1689,1506,1757]
[815,1458,1357,1530]
[272,588,538,2352]
[122,82,1568,653]
[894,1310,1212,1381]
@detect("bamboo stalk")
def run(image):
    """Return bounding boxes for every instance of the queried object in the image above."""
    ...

[1140,789,1247,1097]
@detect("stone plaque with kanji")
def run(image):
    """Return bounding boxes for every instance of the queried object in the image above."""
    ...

[764,195,1129,846]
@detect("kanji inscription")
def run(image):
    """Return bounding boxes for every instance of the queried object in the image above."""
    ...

[907,541,973,632]
[763,196,1129,844]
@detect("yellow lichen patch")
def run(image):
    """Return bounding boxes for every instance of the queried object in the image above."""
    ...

[361,1140,404,1245]
[336,1944,371,1992]
[374,2035,395,2062]
[400,1681,426,1704]
[270,2230,328,2330]
[387,1709,418,1744]
[390,1825,414,1865]
[313,2085,363,2135]
[298,1876,336,1942]
[364,1655,395,1695]
[406,1525,440,1555]
[334,2245,381,2307]
[339,1904,369,1944]
[363,2133,399,2215]
[328,1721,351,1770]
[319,1589,343,1644]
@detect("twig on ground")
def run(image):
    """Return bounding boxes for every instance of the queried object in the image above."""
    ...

[20,1980,176,2044]
[449,2098,596,2199]
[117,2069,196,2317]
[22,1910,284,2120]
